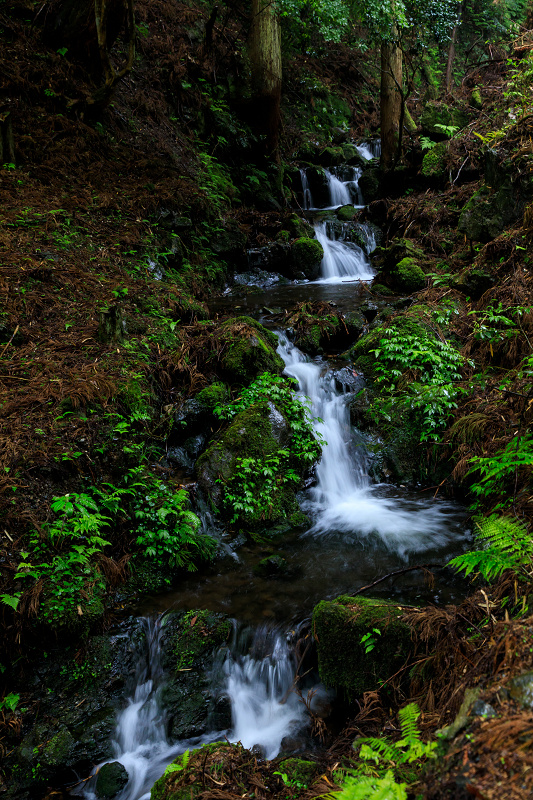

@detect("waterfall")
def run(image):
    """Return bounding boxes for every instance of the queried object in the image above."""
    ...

[300,167,364,210]
[225,625,309,760]
[355,139,381,161]
[78,618,309,800]
[277,334,463,558]
[314,220,374,282]
[300,168,313,210]
[325,171,351,207]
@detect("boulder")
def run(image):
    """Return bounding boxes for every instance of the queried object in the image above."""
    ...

[359,166,381,203]
[290,237,324,280]
[420,102,470,136]
[312,596,412,696]
[95,762,129,799]
[421,142,448,179]
[218,317,284,385]
[392,257,427,293]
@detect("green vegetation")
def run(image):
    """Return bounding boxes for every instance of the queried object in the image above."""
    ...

[207,372,323,526]
[331,704,436,800]
[449,514,533,583]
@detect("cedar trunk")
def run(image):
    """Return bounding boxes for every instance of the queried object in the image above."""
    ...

[249,0,282,155]
[380,31,403,172]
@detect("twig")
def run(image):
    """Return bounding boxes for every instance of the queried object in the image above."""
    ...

[0,325,19,358]
[452,156,470,187]
[353,564,441,596]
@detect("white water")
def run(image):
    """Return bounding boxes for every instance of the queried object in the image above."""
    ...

[278,334,463,558]
[300,166,364,210]
[225,626,308,759]
[314,220,374,283]
[79,619,307,800]
[356,139,381,161]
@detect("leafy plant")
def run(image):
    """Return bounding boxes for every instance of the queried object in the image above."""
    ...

[468,433,533,506]
[329,704,436,800]
[214,373,323,523]
[449,514,533,583]
[369,324,465,441]
[360,628,381,654]
[0,693,20,713]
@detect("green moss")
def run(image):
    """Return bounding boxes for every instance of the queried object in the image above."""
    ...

[337,205,358,221]
[420,102,470,135]
[394,257,426,293]
[290,237,324,280]
[174,609,231,671]
[312,596,412,697]
[421,142,447,178]
[220,318,283,385]
[41,727,76,767]
[278,758,317,786]
[195,381,229,409]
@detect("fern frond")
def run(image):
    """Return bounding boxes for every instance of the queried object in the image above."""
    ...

[329,770,407,800]
[398,703,421,746]
[357,738,400,765]
[449,514,533,582]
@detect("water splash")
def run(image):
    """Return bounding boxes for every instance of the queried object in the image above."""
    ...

[314,220,374,283]
[225,625,308,759]
[277,334,465,558]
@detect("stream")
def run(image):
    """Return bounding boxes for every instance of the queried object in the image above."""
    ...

[76,143,470,800]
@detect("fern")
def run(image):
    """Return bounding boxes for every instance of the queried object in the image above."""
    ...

[164,749,190,776]
[449,514,533,582]
[468,434,533,505]
[330,770,407,800]
[356,703,436,767]
[329,704,435,800]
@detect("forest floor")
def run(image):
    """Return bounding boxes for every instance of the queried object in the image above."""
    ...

[2,1,533,798]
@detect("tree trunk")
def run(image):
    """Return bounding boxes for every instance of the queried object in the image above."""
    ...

[249,0,282,156]
[446,2,464,95]
[42,0,126,71]
[380,29,403,172]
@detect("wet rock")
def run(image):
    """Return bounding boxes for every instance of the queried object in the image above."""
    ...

[306,683,335,718]
[233,268,283,289]
[451,267,495,299]
[312,596,413,696]
[358,167,381,203]
[290,237,324,280]
[159,611,232,741]
[247,241,291,274]
[509,671,533,708]
[332,366,365,394]
[253,554,291,578]
[420,102,470,136]
[302,166,330,208]
[342,143,366,167]
[316,146,344,166]
[95,761,129,799]
[337,204,358,222]
[343,311,367,339]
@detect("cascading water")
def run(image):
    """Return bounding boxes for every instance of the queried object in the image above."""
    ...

[355,139,381,161]
[79,619,308,800]
[300,166,363,211]
[277,334,463,557]
[78,617,190,800]
[225,625,309,760]
[314,220,374,282]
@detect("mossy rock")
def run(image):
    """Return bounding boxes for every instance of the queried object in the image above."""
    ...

[253,554,291,578]
[41,727,76,767]
[316,146,345,166]
[219,317,283,385]
[337,204,358,222]
[195,395,318,527]
[457,178,525,243]
[372,238,425,272]
[290,237,324,280]
[359,167,381,203]
[393,257,426,293]
[470,87,483,110]
[342,143,366,166]
[312,596,412,697]
[277,757,318,786]
[420,102,470,136]
[95,761,129,799]
[160,611,232,741]
[195,381,229,410]
[451,267,495,299]
[421,142,448,179]
[283,213,314,240]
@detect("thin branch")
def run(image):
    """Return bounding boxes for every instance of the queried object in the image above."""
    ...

[353,564,442,596]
